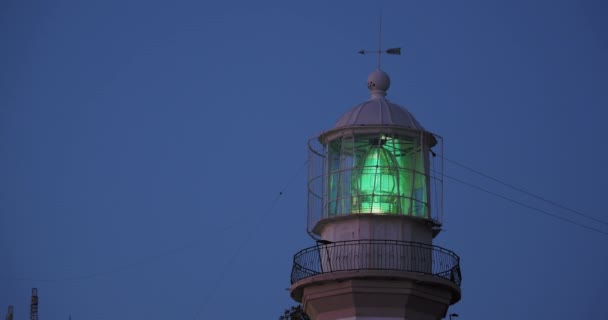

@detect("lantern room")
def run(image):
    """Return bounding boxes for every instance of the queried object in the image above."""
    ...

[307,69,444,238]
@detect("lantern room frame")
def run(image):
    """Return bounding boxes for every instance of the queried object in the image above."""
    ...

[307,125,443,235]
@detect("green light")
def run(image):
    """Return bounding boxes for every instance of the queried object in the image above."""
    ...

[355,144,398,214]
[324,135,430,218]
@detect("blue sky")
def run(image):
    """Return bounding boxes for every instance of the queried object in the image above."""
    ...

[1,0,607,319]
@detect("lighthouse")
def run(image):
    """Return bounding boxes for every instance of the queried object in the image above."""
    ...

[289,69,461,320]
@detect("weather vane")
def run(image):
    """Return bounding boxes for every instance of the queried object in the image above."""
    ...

[358,15,402,69]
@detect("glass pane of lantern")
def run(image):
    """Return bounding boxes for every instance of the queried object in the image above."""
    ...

[324,133,431,217]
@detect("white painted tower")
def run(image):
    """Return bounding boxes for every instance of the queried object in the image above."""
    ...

[289,69,461,320]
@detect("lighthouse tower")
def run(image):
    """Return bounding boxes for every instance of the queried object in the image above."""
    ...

[289,69,461,320]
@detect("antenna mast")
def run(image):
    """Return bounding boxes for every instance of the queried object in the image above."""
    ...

[5,306,13,320]
[30,288,38,320]
[378,15,382,68]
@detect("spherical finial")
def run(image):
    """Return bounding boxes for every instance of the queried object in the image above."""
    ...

[367,69,390,98]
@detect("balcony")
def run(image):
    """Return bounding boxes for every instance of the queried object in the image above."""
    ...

[291,240,461,287]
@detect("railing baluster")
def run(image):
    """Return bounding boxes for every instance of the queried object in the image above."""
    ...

[291,240,461,287]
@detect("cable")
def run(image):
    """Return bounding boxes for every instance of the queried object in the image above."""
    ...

[443,173,608,237]
[191,160,308,319]
[6,160,308,285]
[443,156,608,227]
[9,220,241,283]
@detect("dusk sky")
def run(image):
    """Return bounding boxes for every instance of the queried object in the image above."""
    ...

[1,0,607,319]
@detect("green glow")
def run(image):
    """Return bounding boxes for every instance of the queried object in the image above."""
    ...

[355,145,398,213]
[325,135,430,218]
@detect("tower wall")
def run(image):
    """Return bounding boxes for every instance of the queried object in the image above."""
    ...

[318,215,433,244]
[293,270,459,320]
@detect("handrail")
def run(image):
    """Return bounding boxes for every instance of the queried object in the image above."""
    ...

[291,240,461,287]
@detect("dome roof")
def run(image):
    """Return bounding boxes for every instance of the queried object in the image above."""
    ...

[333,69,423,130]
[334,98,423,130]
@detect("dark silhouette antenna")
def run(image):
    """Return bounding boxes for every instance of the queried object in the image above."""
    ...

[30,288,38,320]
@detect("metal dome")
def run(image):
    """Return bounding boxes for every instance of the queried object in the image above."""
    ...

[333,69,423,130]
[333,98,423,130]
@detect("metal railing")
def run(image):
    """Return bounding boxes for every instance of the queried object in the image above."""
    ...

[291,240,461,287]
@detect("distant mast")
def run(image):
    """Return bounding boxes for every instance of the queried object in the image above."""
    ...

[30,288,38,320]
[5,306,13,320]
